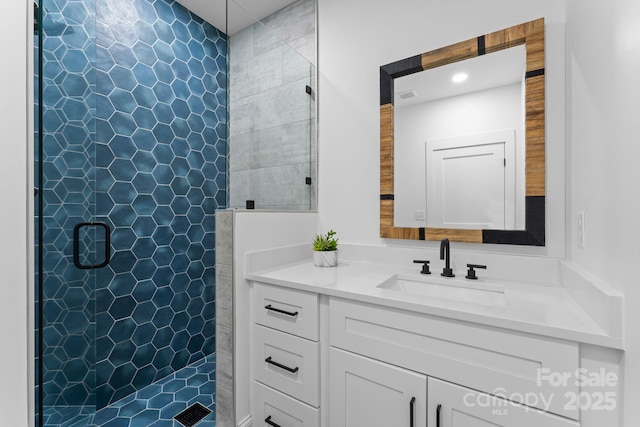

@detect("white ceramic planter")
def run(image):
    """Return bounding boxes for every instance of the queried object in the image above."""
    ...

[313,250,338,267]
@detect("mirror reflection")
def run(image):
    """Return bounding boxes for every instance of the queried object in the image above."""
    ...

[394,45,526,230]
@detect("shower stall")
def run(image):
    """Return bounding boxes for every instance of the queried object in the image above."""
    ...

[34,0,226,424]
[34,0,316,424]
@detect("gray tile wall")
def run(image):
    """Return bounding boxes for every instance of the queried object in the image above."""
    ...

[229,0,316,210]
[215,210,234,427]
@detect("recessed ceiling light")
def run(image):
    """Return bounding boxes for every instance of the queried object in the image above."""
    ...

[452,73,468,83]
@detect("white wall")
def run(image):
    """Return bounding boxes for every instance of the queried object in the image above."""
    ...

[0,0,31,425]
[395,83,524,228]
[318,0,566,257]
[566,0,640,423]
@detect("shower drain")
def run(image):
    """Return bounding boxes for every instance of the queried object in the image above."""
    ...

[174,402,212,427]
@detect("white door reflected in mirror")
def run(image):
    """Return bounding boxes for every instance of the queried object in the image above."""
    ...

[426,130,519,230]
[393,45,527,231]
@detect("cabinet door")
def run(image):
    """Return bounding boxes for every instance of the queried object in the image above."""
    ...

[428,378,579,427]
[330,347,427,427]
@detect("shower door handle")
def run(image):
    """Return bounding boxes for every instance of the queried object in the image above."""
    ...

[73,222,111,269]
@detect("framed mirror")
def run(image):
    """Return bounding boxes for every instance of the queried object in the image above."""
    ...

[380,18,545,245]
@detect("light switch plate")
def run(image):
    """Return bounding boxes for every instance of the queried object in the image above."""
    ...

[577,211,586,248]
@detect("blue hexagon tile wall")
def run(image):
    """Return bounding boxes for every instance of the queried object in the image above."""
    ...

[94,0,226,408]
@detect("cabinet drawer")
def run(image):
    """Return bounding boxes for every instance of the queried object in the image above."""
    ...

[253,282,319,341]
[254,381,319,427]
[428,377,579,427]
[330,298,579,420]
[253,324,320,407]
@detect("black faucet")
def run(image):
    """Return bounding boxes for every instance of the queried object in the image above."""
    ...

[440,238,455,277]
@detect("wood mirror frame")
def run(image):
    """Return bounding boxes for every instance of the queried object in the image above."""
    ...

[380,18,545,246]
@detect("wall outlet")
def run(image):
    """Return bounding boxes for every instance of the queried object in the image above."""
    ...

[415,210,426,221]
[577,211,586,248]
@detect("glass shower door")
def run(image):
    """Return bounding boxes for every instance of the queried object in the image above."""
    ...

[36,0,100,424]
[36,0,225,424]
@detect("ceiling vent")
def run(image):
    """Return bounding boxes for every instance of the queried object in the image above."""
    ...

[397,90,417,100]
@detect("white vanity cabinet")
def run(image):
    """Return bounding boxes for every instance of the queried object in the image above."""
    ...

[328,348,578,427]
[251,282,320,427]
[329,347,427,427]
[248,280,611,427]
[329,298,580,420]
[327,297,585,427]
[428,378,578,427]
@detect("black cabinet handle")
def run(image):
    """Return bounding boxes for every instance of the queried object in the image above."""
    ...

[265,357,299,373]
[410,397,416,427]
[265,304,299,317]
[265,416,281,427]
[73,222,111,269]
[436,404,442,427]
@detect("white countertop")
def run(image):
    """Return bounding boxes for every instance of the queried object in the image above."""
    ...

[246,259,624,350]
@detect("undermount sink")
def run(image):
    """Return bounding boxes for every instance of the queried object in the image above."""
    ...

[376,273,506,306]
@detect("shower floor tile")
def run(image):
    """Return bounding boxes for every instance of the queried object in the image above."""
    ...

[42,353,216,427]
[42,406,94,427]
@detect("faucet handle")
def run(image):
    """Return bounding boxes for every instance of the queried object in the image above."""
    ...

[465,264,487,280]
[413,260,431,275]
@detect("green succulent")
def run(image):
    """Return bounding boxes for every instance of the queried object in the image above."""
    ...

[312,230,338,251]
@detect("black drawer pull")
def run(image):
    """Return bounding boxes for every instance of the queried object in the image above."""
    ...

[436,403,442,427]
[265,304,299,317]
[410,397,416,427]
[265,356,299,373]
[265,416,281,427]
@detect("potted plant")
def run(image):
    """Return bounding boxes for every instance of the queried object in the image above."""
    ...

[312,229,339,267]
